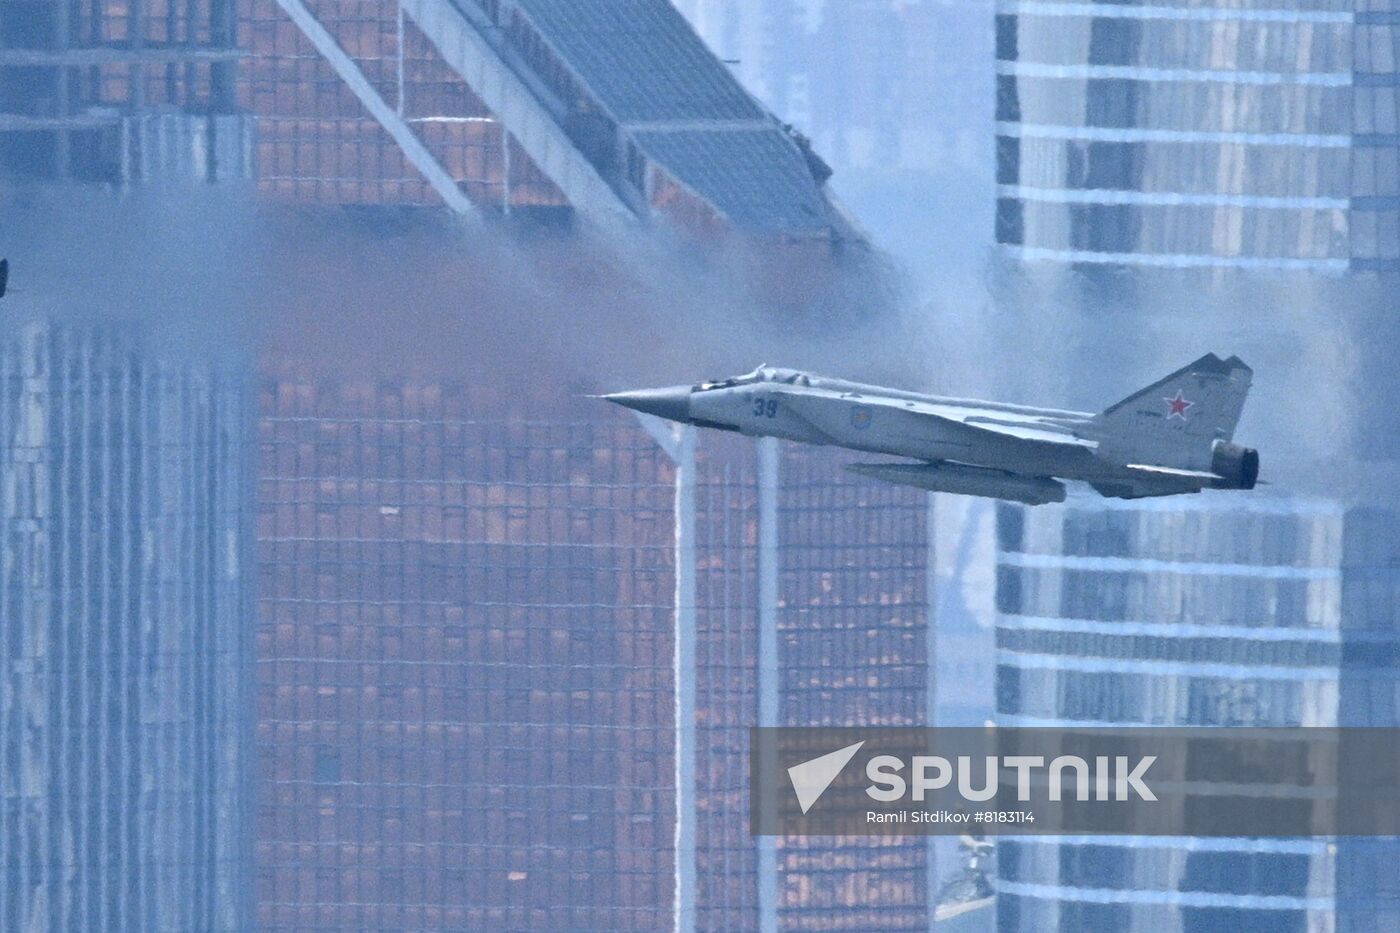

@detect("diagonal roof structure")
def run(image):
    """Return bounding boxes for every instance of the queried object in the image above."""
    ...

[276,0,857,241]
[517,0,766,123]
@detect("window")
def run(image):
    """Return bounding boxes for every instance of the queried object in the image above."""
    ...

[996,75,1022,123]
[995,15,1018,61]
[996,135,1020,186]
[996,197,1025,246]
[314,748,341,783]
[1088,18,1141,67]
[1085,79,1141,129]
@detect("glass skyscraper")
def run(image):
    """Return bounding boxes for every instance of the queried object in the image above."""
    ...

[995,0,1400,270]
[992,498,1400,932]
[0,324,251,931]
[253,383,945,931]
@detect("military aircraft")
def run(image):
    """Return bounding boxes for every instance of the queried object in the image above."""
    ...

[602,354,1259,505]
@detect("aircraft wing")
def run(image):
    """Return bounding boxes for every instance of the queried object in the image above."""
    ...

[1124,463,1217,482]
[958,415,1098,450]
[1087,463,1219,500]
[860,395,1098,451]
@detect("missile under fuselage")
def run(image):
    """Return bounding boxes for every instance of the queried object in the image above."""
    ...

[846,461,1066,506]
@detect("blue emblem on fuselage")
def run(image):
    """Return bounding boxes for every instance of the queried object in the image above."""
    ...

[851,406,873,430]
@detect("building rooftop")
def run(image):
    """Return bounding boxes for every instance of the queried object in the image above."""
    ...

[252,0,852,238]
[509,0,847,235]
[516,0,764,124]
[631,126,834,232]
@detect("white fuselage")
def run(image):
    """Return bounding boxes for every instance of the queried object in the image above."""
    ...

[688,374,1127,482]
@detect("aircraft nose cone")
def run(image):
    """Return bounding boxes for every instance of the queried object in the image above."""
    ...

[602,387,691,422]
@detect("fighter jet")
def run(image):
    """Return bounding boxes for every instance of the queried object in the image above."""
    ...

[602,354,1259,505]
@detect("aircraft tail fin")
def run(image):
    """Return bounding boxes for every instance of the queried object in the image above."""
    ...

[1096,354,1253,469]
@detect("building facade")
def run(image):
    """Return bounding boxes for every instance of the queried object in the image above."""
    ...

[238,0,855,242]
[0,0,253,183]
[995,0,1400,270]
[992,498,1400,932]
[254,379,678,931]
[767,445,934,933]
[0,324,251,932]
[252,383,950,932]
[676,0,994,176]
[1334,506,1400,933]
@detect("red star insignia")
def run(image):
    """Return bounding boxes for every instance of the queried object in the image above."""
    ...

[1164,390,1193,420]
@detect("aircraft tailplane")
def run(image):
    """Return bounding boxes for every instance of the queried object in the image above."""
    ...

[1095,354,1253,470]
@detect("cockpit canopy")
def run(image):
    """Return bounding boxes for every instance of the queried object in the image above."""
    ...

[695,366,811,391]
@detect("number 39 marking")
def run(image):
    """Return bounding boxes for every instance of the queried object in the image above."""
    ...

[753,398,778,418]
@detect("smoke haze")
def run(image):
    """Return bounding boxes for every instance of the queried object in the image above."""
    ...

[5,178,1395,506]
